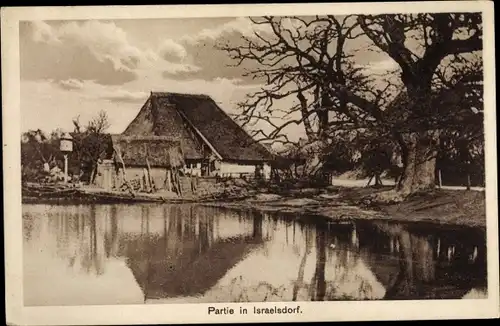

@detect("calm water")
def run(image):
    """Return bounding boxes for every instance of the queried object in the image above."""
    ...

[22,203,487,306]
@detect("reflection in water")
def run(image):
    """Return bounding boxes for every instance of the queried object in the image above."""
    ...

[23,203,487,306]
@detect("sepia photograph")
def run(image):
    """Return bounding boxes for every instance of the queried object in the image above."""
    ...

[3,1,499,324]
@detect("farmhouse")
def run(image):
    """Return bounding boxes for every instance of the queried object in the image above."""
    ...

[121,92,273,178]
[90,92,275,192]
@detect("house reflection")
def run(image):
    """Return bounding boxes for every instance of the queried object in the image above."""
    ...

[103,205,266,300]
[22,203,487,304]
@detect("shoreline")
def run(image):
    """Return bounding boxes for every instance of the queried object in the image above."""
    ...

[201,186,487,229]
[202,200,486,230]
[22,183,486,229]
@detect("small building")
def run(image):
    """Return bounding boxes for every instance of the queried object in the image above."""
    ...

[121,92,274,179]
[108,135,185,191]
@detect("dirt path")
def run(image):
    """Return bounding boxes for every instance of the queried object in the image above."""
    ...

[331,178,485,192]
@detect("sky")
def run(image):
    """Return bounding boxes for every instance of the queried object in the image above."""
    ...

[19,17,398,143]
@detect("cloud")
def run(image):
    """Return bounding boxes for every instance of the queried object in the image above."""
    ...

[55,79,148,104]
[158,39,188,63]
[363,59,400,74]
[100,89,149,103]
[30,21,61,44]
[58,79,85,90]
[34,20,152,72]
[160,17,272,84]
[181,17,272,45]
[54,20,151,72]
[21,20,209,85]
[20,21,140,85]
[21,18,273,87]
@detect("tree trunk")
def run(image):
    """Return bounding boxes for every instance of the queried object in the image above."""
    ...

[303,150,324,178]
[397,130,440,196]
[366,175,374,187]
[90,164,98,185]
[301,139,328,183]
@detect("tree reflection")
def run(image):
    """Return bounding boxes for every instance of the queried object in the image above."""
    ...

[292,226,313,301]
[373,222,486,300]
[104,205,119,258]
[252,211,263,241]
[77,205,105,276]
[310,228,327,301]
[379,223,417,299]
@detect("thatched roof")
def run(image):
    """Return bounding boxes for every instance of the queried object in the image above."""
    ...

[111,135,185,168]
[123,92,274,163]
[122,97,205,160]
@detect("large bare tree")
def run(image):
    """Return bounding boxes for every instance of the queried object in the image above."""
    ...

[357,13,483,196]
[220,13,483,198]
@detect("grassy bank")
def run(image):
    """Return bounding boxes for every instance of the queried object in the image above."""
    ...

[23,181,486,228]
[204,185,487,229]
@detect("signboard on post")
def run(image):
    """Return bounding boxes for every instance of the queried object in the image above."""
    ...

[59,132,73,184]
[60,133,73,153]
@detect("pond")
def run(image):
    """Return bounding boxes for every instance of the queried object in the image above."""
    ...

[22,203,487,306]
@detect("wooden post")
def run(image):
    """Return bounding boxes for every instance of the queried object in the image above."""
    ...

[145,157,154,192]
[172,168,177,194]
[190,166,196,192]
[139,172,144,192]
[166,169,172,192]
[145,168,151,192]
[438,169,443,188]
[176,169,183,197]
[113,147,135,195]
[63,154,69,184]
[466,161,471,191]
[171,168,177,195]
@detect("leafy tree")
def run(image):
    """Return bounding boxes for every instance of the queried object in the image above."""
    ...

[71,110,113,183]
[21,129,62,182]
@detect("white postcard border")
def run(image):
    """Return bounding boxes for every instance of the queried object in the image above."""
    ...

[2,2,499,324]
